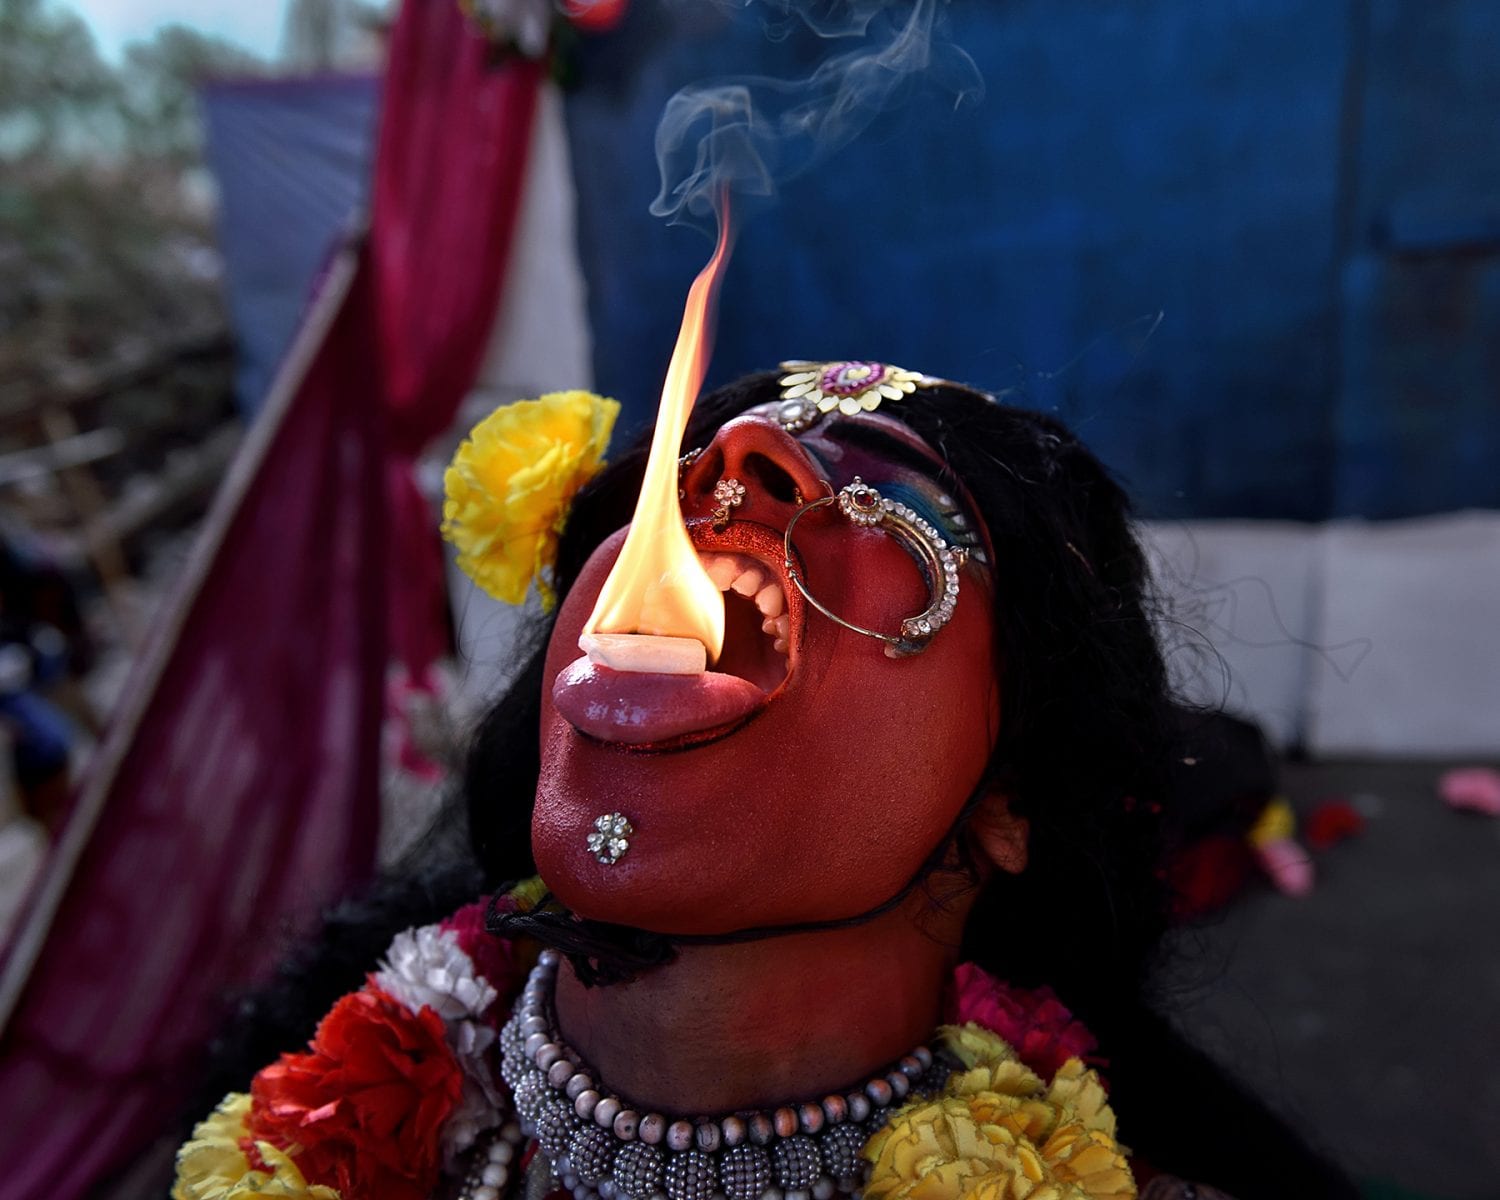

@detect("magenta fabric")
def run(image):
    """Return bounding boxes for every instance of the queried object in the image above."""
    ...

[0,261,388,1200]
[0,3,543,1195]
[373,2,544,675]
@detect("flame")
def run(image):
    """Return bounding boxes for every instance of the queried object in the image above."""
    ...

[582,211,736,661]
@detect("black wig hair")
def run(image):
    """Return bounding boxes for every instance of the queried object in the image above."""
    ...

[192,372,1359,1198]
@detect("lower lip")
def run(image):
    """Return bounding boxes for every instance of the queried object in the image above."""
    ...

[551,657,766,745]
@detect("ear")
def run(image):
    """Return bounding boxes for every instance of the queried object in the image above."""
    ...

[969,792,1030,875]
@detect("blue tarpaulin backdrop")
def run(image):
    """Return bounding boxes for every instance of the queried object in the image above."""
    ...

[201,75,380,417]
[563,0,1500,520]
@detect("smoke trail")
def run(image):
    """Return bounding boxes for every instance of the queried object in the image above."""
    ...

[652,0,983,230]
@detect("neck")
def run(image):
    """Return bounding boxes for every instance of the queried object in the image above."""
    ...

[552,897,963,1114]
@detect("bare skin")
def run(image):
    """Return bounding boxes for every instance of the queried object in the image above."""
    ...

[552,888,974,1114]
[538,412,1031,1114]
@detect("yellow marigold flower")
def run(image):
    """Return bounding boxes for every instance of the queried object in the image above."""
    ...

[949,1058,1046,1102]
[865,1045,1134,1200]
[940,1023,1021,1070]
[1042,1124,1135,1200]
[965,1090,1060,1145]
[1045,1059,1117,1138]
[442,390,619,611]
[173,1093,339,1200]
[867,1097,1052,1200]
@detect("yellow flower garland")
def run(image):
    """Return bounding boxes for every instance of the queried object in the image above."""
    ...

[863,1025,1134,1200]
[442,390,619,611]
[173,990,1135,1200]
[173,1093,340,1200]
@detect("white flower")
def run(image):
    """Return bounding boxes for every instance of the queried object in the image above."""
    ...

[375,925,498,1022]
[440,1018,505,1164]
[442,1072,506,1168]
[376,925,507,1165]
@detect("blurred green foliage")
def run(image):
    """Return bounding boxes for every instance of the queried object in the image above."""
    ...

[0,0,267,384]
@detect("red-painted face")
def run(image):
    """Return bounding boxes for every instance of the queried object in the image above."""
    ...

[534,409,1000,935]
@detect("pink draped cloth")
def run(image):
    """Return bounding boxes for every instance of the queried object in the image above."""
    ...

[374,3,543,675]
[0,3,542,1195]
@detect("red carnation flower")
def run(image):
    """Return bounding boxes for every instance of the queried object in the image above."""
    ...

[946,962,1100,1080]
[248,985,464,1200]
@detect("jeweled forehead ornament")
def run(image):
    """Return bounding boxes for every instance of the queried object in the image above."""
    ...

[784,477,966,658]
[776,359,939,432]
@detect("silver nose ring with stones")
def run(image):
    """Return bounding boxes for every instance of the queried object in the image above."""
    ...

[783,478,965,659]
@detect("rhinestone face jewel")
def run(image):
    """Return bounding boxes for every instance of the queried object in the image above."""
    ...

[586,812,634,865]
[710,477,747,529]
[712,478,746,509]
[777,359,928,421]
[835,477,884,527]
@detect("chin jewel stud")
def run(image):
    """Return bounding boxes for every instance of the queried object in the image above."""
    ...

[587,812,634,865]
[710,477,746,529]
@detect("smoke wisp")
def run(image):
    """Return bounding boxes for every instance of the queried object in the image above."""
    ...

[651,0,983,231]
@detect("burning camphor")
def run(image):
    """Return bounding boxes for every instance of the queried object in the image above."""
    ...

[579,215,736,675]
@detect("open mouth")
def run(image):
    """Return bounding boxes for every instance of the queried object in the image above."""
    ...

[551,528,801,748]
[700,550,792,692]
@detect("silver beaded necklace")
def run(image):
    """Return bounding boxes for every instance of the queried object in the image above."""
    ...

[471,950,954,1200]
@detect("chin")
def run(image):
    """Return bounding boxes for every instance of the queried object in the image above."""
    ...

[530,798,753,934]
[529,715,840,936]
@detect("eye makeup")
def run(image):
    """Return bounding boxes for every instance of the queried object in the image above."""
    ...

[799,422,987,565]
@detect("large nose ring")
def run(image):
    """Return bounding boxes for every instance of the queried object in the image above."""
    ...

[783,478,965,658]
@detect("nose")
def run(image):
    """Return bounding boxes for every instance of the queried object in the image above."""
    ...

[681,414,829,526]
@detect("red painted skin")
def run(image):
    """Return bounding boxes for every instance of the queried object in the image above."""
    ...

[534,412,1001,935]
[534,411,1009,1113]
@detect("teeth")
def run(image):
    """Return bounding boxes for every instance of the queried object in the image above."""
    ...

[754,583,785,618]
[699,552,792,655]
[702,554,739,590]
[730,568,764,596]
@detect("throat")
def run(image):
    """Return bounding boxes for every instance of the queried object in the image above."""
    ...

[549,905,954,1115]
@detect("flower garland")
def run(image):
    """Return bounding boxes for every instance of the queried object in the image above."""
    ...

[442,390,619,612]
[173,884,543,1200]
[865,1026,1131,1200]
[176,881,1132,1200]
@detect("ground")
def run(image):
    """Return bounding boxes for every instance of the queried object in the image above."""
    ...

[1172,761,1500,1200]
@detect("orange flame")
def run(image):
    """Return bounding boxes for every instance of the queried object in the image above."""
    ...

[582,211,736,662]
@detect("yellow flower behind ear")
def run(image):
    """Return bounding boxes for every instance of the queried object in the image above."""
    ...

[442,390,620,611]
[173,1093,340,1200]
